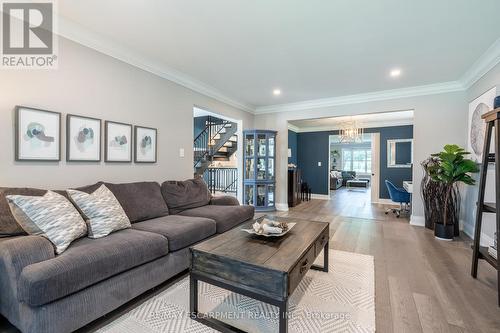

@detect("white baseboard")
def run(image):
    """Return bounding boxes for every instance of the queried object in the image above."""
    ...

[311,194,331,200]
[463,222,494,247]
[275,203,289,211]
[410,215,425,227]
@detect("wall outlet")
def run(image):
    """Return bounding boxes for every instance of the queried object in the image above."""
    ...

[318,161,322,167]
[179,148,185,157]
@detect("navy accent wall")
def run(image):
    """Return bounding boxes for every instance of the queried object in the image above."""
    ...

[288,130,298,165]
[194,116,208,138]
[297,125,413,198]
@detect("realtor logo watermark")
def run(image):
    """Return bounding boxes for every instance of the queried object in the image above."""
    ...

[1,0,58,68]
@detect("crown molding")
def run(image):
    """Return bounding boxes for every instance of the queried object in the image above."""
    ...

[460,37,500,89]
[287,123,300,132]
[254,81,464,114]
[56,16,255,113]
[292,120,414,133]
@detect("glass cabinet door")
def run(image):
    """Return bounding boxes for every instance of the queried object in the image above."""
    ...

[267,185,275,207]
[267,158,274,180]
[245,134,255,156]
[268,135,275,157]
[245,158,255,179]
[244,185,254,206]
[256,184,266,207]
[257,134,267,157]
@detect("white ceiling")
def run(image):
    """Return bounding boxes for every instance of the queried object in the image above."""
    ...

[57,0,500,110]
[289,110,414,131]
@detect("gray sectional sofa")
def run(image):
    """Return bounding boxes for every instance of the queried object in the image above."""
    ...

[0,178,255,333]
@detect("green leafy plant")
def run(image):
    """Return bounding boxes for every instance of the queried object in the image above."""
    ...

[428,144,479,225]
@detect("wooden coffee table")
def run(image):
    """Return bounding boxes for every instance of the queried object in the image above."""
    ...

[190,217,329,333]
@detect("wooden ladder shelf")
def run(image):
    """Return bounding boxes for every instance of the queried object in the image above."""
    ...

[471,107,500,306]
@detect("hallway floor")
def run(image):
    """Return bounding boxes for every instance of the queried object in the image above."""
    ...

[327,187,407,221]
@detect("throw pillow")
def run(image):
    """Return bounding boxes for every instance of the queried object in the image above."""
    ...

[6,191,87,254]
[104,182,169,222]
[161,178,211,214]
[67,184,131,238]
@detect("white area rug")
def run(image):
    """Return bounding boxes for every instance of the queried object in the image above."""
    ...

[98,250,375,333]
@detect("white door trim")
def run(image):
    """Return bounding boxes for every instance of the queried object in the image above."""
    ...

[371,133,380,203]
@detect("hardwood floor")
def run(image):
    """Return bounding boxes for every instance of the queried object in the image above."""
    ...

[1,195,499,332]
[268,198,500,333]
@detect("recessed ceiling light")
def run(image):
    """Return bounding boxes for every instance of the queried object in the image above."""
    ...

[273,89,281,96]
[390,69,402,77]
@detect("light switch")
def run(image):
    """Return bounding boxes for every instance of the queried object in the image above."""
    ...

[179,148,185,157]
[318,162,322,167]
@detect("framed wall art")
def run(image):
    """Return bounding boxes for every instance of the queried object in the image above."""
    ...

[67,114,101,162]
[105,120,132,162]
[15,106,61,161]
[134,126,157,163]
[467,86,497,162]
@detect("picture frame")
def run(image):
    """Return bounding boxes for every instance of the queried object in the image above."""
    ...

[66,114,101,162]
[467,86,497,162]
[15,106,61,161]
[104,120,132,162]
[134,126,157,163]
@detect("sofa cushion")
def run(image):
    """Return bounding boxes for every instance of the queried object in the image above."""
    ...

[161,178,211,214]
[104,182,169,222]
[178,205,255,233]
[132,215,216,251]
[18,229,169,306]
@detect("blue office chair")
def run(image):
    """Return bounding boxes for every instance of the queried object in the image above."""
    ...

[385,180,411,218]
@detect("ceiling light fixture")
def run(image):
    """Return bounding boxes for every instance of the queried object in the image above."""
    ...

[339,120,364,143]
[273,89,281,96]
[390,69,402,77]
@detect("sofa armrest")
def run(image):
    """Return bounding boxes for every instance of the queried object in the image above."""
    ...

[0,236,55,314]
[210,196,240,206]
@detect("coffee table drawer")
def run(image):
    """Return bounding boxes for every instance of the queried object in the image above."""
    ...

[315,229,329,256]
[288,245,316,294]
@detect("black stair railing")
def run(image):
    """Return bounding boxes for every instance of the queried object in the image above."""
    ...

[203,167,238,194]
[193,116,231,168]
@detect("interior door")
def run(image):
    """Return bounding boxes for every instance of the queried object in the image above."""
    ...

[371,133,380,203]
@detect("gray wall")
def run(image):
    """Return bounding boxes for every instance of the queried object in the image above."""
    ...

[463,62,500,244]
[255,91,467,221]
[0,37,254,189]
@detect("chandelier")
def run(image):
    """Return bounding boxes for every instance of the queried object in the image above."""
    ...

[339,120,364,143]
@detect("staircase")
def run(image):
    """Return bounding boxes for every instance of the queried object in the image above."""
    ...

[194,116,238,176]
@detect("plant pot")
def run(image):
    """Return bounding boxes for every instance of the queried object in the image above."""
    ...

[434,223,454,241]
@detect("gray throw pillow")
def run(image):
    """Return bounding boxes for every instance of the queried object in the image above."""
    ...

[6,191,87,254]
[104,182,169,222]
[67,184,131,238]
[161,178,211,214]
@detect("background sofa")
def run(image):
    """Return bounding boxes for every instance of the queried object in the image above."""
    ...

[0,178,254,333]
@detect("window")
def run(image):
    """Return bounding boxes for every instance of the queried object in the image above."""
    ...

[342,148,371,173]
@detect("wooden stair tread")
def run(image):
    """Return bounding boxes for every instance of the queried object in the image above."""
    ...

[484,202,496,213]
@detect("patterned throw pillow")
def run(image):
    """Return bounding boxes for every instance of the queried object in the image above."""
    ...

[67,185,131,238]
[7,191,87,254]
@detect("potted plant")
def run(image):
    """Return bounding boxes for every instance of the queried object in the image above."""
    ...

[421,156,444,230]
[426,145,479,240]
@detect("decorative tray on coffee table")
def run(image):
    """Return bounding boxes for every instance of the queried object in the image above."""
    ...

[242,217,296,237]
